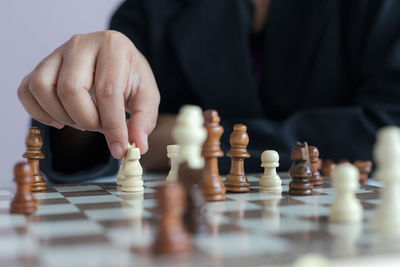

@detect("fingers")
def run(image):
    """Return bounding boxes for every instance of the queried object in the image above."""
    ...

[56,35,101,130]
[95,32,131,159]
[127,52,160,154]
[28,50,75,126]
[18,73,64,129]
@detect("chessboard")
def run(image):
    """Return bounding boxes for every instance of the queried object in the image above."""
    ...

[1,173,400,267]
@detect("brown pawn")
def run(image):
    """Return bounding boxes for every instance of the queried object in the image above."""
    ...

[200,110,226,201]
[23,127,46,191]
[10,162,38,214]
[354,160,372,184]
[308,146,323,186]
[288,142,313,195]
[224,124,250,192]
[153,182,191,254]
[178,162,208,234]
[322,159,336,178]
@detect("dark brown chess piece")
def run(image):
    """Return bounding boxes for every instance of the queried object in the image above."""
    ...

[153,182,191,254]
[288,142,313,195]
[23,127,46,191]
[354,160,372,184]
[200,110,226,201]
[224,124,250,193]
[10,162,38,214]
[308,146,323,186]
[178,162,208,234]
[322,159,336,178]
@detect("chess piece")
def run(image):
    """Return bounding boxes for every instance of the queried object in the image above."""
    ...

[172,105,207,171]
[259,150,282,192]
[116,157,126,186]
[288,142,313,195]
[224,124,251,192]
[10,162,38,214]
[121,144,144,192]
[166,145,180,183]
[353,160,372,184]
[22,127,46,191]
[178,162,208,234]
[329,163,363,223]
[308,146,323,186]
[153,182,191,254]
[200,110,226,201]
[372,126,400,236]
[322,159,336,178]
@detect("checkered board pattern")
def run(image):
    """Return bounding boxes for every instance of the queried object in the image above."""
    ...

[1,173,400,267]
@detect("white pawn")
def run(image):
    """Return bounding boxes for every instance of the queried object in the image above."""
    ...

[172,105,206,169]
[260,150,282,192]
[121,144,144,192]
[329,163,363,223]
[371,126,400,236]
[166,145,180,183]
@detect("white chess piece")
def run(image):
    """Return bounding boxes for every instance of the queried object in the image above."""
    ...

[116,143,132,186]
[172,105,206,169]
[329,163,363,223]
[372,126,400,236]
[116,158,126,186]
[121,144,144,192]
[166,145,180,183]
[259,150,282,192]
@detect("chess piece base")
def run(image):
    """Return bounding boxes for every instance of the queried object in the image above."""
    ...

[10,201,37,214]
[224,174,250,193]
[31,174,46,192]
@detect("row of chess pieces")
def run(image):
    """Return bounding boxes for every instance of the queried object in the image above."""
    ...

[114,105,400,254]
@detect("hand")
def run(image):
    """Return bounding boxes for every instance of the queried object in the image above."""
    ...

[17,31,160,159]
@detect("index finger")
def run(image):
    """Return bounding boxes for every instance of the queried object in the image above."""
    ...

[94,39,130,159]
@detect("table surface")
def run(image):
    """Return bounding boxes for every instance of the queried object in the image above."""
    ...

[0,173,399,267]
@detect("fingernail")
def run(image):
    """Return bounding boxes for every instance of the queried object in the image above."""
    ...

[51,121,64,129]
[111,143,124,159]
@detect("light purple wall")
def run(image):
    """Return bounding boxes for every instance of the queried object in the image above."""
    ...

[0,0,123,187]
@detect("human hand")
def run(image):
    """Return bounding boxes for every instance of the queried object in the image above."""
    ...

[18,31,160,158]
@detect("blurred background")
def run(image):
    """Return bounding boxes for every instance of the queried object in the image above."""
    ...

[0,0,123,187]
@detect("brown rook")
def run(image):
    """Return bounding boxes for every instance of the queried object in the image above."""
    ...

[23,127,46,191]
[289,142,313,195]
[322,159,336,178]
[354,160,372,184]
[10,162,38,214]
[224,124,250,193]
[201,110,226,201]
[153,182,191,254]
[309,146,323,186]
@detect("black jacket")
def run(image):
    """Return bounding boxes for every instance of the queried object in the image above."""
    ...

[37,0,400,182]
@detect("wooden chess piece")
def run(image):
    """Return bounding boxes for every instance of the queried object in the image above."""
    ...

[166,145,180,183]
[10,162,38,214]
[23,127,46,191]
[200,110,226,201]
[322,159,336,178]
[309,146,323,186]
[224,124,251,193]
[288,142,313,195]
[178,162,208,234]
[353,160,372,184]
[153,182,191,254]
